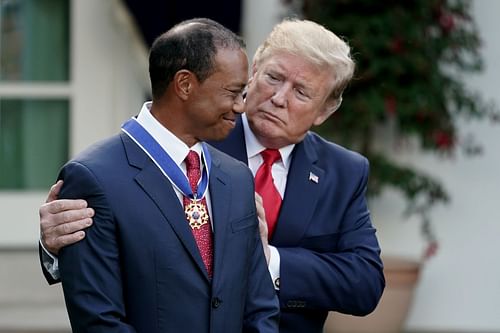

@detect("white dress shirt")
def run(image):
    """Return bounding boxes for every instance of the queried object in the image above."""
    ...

[135,102,213,216]
[242,114,295,289]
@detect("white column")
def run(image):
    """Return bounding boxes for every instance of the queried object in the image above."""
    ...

[241,0,286,63]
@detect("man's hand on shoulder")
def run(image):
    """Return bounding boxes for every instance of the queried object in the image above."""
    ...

[39,180,94,255]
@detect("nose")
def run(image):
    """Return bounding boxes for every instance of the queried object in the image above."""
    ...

[232,93,245,114]
[270,84,288,108]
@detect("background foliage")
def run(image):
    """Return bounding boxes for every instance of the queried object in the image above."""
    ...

[302,0,498,247]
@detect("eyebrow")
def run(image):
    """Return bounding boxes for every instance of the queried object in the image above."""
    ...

[224,82,246,91]
[267,64,313,94]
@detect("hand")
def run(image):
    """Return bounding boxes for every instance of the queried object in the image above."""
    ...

[254,192,270,265]
[39,180,94,255]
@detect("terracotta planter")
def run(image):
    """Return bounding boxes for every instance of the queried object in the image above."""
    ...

[324,256,421,333]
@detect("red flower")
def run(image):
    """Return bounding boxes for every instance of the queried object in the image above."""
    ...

[384,95,397,116]
[433,130,454,150]
[389,37,404,54]
[439,12,455,33]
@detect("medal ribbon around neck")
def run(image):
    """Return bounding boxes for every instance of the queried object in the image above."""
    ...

[121,117,211,201]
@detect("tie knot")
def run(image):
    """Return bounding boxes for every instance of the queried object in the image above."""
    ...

[185,150,200,172]
[261,149,281,166]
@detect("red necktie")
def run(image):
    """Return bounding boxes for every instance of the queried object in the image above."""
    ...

[254,149,282,239]
[183,150,213,278]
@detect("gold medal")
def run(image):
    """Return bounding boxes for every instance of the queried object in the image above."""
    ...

[185,199,209,229]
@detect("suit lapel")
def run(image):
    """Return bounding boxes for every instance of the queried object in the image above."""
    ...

[271,135,324,245]
[206,147,231,285]
[121,133,210,281]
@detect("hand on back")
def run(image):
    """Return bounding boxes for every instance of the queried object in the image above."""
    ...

[39,180,94,255]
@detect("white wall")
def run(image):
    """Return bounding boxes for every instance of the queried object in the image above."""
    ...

[372,0,500,331]
[0,0,149,246]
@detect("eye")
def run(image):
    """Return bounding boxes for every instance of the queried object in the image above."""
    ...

[265,72,280,83]
[295,88,310,100]
[224,88,244,101]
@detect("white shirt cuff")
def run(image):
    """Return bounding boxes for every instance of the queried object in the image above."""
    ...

[40,240,60,280]
[267,245,280,290]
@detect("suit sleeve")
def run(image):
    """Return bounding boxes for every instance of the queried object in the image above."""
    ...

[57,161,136,332]
[277,158,385,316]
[241,171,280,333]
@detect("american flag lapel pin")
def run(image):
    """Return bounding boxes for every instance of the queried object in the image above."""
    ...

[309,172,319,184]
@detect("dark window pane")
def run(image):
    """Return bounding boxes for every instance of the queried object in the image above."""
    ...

[0,99,69,189]
[0,0,69,81]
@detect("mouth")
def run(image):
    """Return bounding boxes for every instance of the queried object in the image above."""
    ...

[222,116,236,127]
[258,110,284,125]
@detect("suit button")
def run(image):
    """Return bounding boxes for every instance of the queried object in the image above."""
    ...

[212,297,222,308]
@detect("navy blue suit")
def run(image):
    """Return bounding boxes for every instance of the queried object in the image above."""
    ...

[210,117,385,333]
[57,132,279,332]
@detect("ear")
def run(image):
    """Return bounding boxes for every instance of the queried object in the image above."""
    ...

[313,96,343,126]
[173,70,195,101]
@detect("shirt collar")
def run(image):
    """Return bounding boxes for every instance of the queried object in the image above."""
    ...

[242,113,294,169]
[136,101,203,166]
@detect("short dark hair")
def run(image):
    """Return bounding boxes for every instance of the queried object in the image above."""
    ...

[149,18,245,100]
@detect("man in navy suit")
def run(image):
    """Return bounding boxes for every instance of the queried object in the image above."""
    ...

[39,19,384,333]
[42,18,279,332]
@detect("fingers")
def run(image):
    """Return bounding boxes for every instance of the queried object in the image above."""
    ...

[254,192,263,205]
[43,229,87,256]
[40,202,93,229]
[39,197,94,255]
[54,217,93,236]
[258,217,268,237]
[45,180,63,203]
[58,230,87,248]
[258,219,270,265]
[45,199,89,215]
[254,192,265,220]
[255,192,269,244]
[41,216,93,255]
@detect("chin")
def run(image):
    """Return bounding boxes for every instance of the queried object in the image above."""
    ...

[212,129,233,142]
[255,123,281,138]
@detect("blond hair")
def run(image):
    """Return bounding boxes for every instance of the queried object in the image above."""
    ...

[253,18,355,103]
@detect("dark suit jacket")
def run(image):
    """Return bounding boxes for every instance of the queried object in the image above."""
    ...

[56,132,279,332]
[210,117,385,333]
